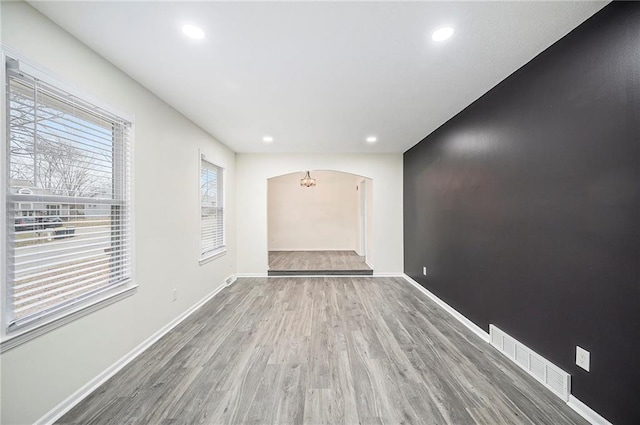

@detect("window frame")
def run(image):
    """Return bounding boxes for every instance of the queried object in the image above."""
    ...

[1,48,137,352]
[199,152,226,264]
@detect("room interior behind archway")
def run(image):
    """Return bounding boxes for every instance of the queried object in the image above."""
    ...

[267,170,373,275]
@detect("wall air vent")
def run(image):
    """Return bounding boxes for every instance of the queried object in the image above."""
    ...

[489,325,570,401]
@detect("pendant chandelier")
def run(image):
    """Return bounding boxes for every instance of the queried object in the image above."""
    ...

[300,170,316,187]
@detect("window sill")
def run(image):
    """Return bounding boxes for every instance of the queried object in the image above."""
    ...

[0,284,138,354]
[199,249,227,265]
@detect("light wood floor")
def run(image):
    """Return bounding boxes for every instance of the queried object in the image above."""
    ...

[269,250,372,275]
[57,277,587,425]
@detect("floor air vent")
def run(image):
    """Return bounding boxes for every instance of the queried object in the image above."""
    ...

[489,325,570,401]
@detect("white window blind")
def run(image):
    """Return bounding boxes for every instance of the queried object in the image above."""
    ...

[200,157,224,258]
[5,60,132,330]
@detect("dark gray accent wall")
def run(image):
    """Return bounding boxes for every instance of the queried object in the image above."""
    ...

[403,3,639,424]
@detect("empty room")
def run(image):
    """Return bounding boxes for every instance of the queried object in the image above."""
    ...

[1,1,638,425]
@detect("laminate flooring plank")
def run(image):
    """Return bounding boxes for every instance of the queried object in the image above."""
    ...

[205,331,259,393]
[306,318,331,389]
[394,378,447,425]
[268,329,310,365]
[188,294,265,368]
[345,328,384,420]
[302,388,331,425]
[136,366,203,424]
[352,328,416,424]
[404,344,483,424]
[56,390,123,425]
[335,350,360,425]
[82,396,137,425]
[251,291,290,348]
[165,366,225,424]
[274,363,307,425]
[211,345,274,425]
[57,277,589,425]
[243,363,284,425]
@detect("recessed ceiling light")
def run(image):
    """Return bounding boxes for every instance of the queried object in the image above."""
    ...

[366,136,377,143]
[182,24,205,40]
[263,136,274,143]
[432,26,454,42]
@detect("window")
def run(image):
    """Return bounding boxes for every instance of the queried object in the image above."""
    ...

[46,204,61,216]
[200,156,225,261]
[4,55,133,337]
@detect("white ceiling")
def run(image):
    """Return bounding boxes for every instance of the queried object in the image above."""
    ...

[29,1,608,154]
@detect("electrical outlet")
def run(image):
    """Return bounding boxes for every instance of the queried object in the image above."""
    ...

[172,289,177,302]
[422,266,427,276]
[576,346,590,371]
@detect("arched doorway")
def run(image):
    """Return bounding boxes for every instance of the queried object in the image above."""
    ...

[267,170,373,275]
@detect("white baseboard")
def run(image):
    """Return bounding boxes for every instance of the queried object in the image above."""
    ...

[35,279,230,425]
[402,274,490,342]
[373,272,402,277]
[568,395,613,425]
[236,272,268,278]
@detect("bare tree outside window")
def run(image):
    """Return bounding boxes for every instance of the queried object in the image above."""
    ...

[9,80,113,200]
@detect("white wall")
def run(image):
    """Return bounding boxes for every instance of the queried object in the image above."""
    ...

[237,153,403,274]
[354,178,374,261]
[0,3,236,424]
[355,178,365,256]
[365,178,374,264]
[268,171,363,251]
